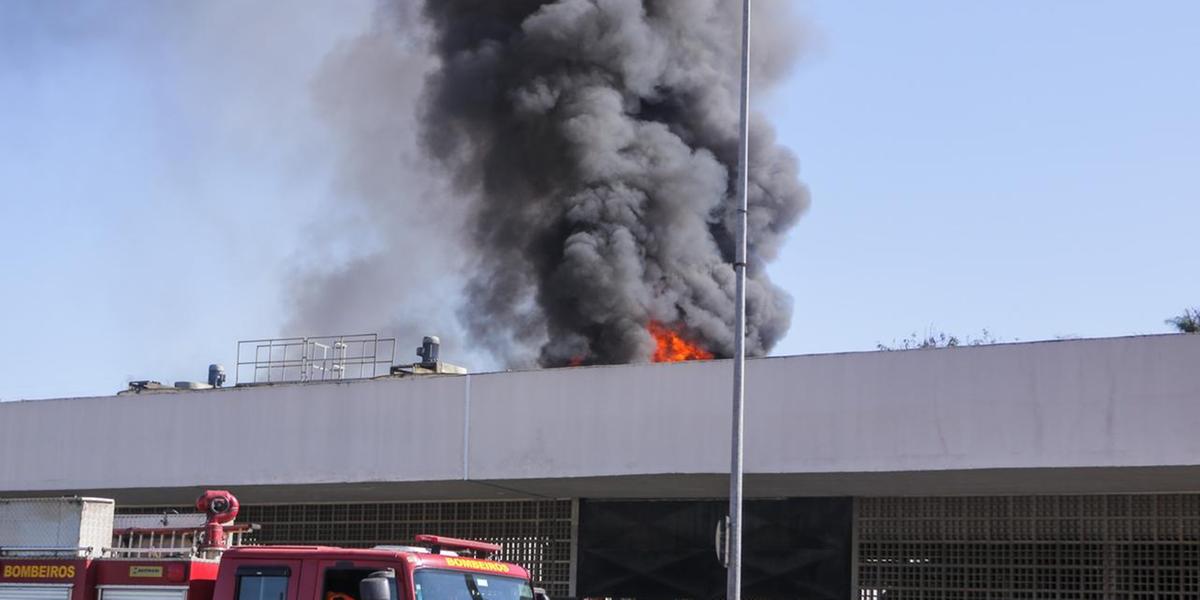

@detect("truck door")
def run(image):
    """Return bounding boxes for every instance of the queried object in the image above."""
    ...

[229,563,302,600]
[315,561,400,600]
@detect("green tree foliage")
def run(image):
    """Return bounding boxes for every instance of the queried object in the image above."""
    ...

[877,329,1003,351]
[1166,308,1200,333]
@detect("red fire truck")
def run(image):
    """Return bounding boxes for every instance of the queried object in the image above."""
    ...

[0,491,534,600]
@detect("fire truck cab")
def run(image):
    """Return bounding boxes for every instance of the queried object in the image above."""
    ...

[1,494,533,600]
[216,538,532,600]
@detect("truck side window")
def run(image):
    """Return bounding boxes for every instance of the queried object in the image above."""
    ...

[323,568,395,600]
[236,566,291,600]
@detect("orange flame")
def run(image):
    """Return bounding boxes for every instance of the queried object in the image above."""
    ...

[649,321,714,363]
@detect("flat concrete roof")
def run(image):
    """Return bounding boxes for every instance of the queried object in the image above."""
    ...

[3,334,1198,503]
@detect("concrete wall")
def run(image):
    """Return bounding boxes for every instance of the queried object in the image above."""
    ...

[2,335,1198,502]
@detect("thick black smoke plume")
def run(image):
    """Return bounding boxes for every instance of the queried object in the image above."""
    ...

[420,0,809,366]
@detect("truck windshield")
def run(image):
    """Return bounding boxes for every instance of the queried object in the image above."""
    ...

[412,569,533,600]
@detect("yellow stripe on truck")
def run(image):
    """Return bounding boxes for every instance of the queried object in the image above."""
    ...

[443,558,511,573]
[2,564,76,579]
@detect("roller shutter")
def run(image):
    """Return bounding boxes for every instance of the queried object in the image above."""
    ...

[0,585,73,600]
[98,587,188,600]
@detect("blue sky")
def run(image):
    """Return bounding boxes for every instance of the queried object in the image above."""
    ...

[1,1,1197,400]
[766,1,1199,356]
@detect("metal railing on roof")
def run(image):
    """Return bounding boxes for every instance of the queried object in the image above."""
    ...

[0,546,94,557]
[235,334,396,385]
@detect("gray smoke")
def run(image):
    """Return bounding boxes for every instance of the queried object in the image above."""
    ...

[283,2,487,367]
[418,0,810,366]
[285,0,809,368]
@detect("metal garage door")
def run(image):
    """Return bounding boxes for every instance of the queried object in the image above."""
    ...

[0,585,73,600]
[578,498,852,600]
[856,495,1200,599]
[98,586,188,600]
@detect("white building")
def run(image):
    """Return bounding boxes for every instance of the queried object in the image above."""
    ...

[3,334,1199,599]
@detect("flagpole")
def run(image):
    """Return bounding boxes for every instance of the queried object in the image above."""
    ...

[727,1,751,600]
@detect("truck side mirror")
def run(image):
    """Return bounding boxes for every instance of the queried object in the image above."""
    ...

[359,571,396,600]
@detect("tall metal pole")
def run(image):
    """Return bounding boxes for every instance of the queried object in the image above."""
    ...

[727,1,751,600]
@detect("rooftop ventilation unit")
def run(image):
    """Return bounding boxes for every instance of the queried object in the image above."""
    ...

[391,335,467,376]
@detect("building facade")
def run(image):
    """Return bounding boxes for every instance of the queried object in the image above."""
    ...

[3,335,1199,598]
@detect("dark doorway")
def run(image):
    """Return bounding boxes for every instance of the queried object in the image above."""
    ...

[577,498,851,600]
